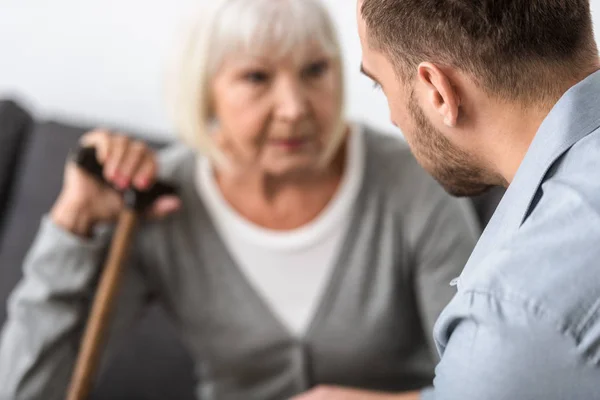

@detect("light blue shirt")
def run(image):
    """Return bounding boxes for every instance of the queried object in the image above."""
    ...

[422,70,600,400]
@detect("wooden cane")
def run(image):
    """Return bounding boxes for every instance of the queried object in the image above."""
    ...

[64,146,177,400]
[66,209,138,400]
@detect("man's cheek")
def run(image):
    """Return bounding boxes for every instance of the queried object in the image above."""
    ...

[389,107,408,131]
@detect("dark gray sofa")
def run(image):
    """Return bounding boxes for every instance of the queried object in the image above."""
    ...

[0,98,505,399]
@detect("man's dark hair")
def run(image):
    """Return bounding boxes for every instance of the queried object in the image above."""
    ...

[361,0,599,104]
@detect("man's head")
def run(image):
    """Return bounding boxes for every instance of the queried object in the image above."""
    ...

[357,0,598,196]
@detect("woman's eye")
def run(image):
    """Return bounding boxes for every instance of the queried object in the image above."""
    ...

[245,71,270,84]
[372,81,382,91]
[303,60,329,79]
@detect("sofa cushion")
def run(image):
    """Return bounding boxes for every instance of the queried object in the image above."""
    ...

[0,120,92,337]
[0,100,33,237]
[0,120,195,400]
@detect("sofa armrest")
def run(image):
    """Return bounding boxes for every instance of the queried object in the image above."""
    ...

[0,100,33,237]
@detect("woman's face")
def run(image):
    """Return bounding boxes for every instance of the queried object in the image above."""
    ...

[210,45,342,176]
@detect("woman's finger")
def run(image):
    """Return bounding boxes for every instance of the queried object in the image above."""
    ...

[133,154,157,190]
[105,135,130,187]
[80,129,113,164]
[147,195,181,219]
[119,140,147,187]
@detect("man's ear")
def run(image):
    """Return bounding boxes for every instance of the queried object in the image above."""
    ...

[417,62,461,128]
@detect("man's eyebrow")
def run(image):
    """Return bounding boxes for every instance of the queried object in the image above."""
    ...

[360,63,376,81]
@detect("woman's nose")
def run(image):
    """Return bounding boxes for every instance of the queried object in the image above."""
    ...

[274,79,309,122]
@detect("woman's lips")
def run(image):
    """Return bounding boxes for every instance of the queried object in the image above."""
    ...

[270,138,310,150]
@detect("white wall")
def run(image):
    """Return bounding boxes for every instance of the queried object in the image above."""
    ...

[0,0,392,139]
[1,0,600,140]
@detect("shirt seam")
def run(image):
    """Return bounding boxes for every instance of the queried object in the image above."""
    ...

[464,288,600,365]
[461,288,577,344]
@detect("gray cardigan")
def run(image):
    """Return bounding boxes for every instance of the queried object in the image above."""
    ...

[0,125,479,400]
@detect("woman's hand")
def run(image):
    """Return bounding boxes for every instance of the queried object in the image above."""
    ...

[50,129,181,237]
[290,386,420,400]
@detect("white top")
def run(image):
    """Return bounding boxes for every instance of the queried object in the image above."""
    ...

[195,124,365,337]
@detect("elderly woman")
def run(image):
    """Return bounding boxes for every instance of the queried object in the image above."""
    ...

[0,0,479,399]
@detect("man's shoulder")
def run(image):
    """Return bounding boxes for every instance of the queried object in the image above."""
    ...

[452,139,600,363]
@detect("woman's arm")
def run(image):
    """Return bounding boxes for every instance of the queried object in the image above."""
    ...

[0,210,153,400]
[0,130,178,400]
[411,194,479,356]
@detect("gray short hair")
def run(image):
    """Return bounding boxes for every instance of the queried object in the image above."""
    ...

[166,0,346,168]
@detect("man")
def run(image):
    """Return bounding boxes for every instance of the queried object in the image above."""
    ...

[357,0,600,399]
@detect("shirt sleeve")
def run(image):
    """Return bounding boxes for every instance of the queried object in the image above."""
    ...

[412,195,479,358]
[0,216,154,400]
[423,292,599,400]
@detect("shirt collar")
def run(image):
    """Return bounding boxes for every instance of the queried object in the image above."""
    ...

[463,69,600,274]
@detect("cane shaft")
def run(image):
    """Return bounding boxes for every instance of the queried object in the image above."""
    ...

[66,210,138,400]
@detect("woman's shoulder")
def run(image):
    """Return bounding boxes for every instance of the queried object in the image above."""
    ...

[155,142,197,184]
[142,142,213,231]
[358,123,479,224]
[359,123,441,199]
[137,143,212,264]
[360,124,425,178]
[358,122,480,241]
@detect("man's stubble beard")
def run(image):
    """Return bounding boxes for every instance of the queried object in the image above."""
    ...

[405,88,497,197]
